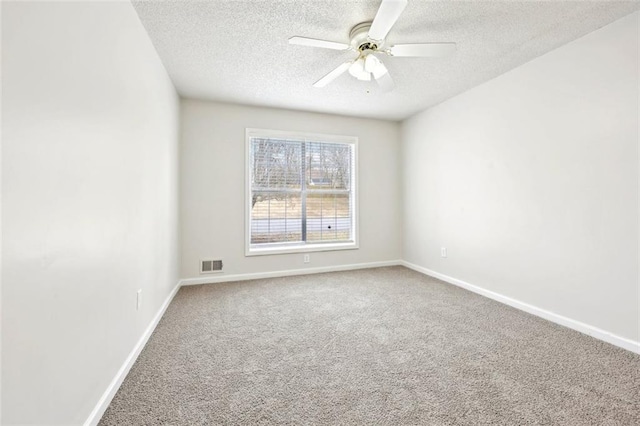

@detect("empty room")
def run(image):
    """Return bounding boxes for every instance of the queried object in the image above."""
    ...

[1,0,639,424]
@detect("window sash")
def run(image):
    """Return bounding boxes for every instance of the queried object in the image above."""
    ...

[246,129,357,255]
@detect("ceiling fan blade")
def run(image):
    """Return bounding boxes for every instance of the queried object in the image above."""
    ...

[289,36,350,50]
[373,62,394,92]
[389,43,456,57]
[313,62,352,88]
[368,0,408,41]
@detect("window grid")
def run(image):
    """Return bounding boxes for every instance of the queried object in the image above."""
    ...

[248,135,355,250]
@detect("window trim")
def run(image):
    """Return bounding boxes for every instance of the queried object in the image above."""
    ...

[245,128,359,256]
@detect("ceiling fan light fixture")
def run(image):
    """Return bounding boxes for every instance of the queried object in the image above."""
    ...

[357,71,372,81]
[372,61,389,79]
[348,54,380,81]
[364,53,379,73]
[348,58,365,78]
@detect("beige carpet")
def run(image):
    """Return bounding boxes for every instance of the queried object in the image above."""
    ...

[100,266,639,425]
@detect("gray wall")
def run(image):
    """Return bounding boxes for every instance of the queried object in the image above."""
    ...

[401,12,639,342]
[180,100,402,279]
[1,2,180,423]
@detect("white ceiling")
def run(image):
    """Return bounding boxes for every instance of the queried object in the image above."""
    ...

[132,0,640,121]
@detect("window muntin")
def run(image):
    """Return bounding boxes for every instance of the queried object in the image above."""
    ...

[246,129,357,255]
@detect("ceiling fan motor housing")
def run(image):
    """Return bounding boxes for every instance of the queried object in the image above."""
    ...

[350,22,382,51]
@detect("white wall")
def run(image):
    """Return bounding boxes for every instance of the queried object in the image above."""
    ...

[0,2,4,422]
[1,1,180,424]
[181,100,401,279]
[402,12,639,343]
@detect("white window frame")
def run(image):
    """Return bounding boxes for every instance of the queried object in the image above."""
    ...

[245,128,359,256]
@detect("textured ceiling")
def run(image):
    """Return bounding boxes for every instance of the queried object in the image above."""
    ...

[132,0,640,121]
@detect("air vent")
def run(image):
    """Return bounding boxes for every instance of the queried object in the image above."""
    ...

[200,259,223,274]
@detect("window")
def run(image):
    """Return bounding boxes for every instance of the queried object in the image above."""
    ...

[246,129,357,255]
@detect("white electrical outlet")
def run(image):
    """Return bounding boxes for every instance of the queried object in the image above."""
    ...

[303,254,310,263]
[136,289,142,310]
[441,247,447,258]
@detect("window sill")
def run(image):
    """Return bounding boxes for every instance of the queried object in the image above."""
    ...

[245,241,358,257]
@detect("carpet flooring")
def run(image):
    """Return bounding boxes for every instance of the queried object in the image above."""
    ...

[100,266,639,425]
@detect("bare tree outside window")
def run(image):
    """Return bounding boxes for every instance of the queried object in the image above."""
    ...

[251,139,302,208]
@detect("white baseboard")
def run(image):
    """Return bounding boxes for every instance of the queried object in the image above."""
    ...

[84,281,181,426]
[401,261,640,355]
[180,260,402,286]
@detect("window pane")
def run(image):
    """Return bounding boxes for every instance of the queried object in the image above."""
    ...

[251,193,302,244]
[306,193,351,242]
[306,141,351,190]
[251,138,302,190]
[248,132,355,251]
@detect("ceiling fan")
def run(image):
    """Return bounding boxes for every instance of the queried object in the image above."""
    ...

[289,0,456,91]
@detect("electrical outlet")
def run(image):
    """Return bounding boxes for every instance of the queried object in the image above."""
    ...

[303,254,310,263]
[441,247,447,258]
[136,289,142,311]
